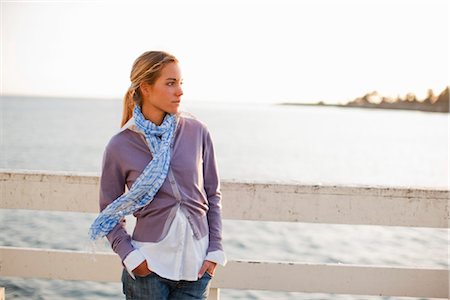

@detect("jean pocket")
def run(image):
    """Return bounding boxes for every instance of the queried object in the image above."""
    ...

[135,270,153,279]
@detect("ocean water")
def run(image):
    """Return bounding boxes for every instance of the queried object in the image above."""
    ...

[0,95,448,300]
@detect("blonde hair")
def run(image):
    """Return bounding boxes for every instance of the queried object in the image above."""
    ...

[121,51,178,127]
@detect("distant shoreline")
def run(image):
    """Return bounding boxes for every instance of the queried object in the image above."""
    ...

[278,101,449,113]
[280,86,450,113]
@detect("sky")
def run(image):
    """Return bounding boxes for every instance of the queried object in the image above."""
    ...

[1,0,449,104]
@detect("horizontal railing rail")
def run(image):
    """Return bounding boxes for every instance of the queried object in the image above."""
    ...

[0,170,449,299]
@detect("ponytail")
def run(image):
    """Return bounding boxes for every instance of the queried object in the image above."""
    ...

[121,88,135,127]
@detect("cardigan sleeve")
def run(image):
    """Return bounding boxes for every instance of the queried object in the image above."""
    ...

[99,139,135,262]
[202,127,224,254]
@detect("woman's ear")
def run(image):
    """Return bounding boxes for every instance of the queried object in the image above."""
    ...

[140,82,151,97]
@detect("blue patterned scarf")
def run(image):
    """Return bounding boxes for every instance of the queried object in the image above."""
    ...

[89,105,177,240]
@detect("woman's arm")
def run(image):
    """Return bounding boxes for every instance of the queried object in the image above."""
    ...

[99,141,136,262]
[202,128,227,268]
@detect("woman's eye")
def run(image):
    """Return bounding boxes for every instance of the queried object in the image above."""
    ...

[167,82,174,86]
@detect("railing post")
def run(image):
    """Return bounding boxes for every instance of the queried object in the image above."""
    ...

[208,288,220,300]
[0,287,5,300]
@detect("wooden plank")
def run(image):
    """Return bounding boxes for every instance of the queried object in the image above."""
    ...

[208,288,220,300]
[215,260,449,298]
[0,246,122,282]
[1,170,448,227]
[0,247,447,299]
[0,170,100,213]
[221,181,450,227]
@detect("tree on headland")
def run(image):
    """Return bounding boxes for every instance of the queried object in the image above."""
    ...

[433,86,449,111]
[424,89,437,104]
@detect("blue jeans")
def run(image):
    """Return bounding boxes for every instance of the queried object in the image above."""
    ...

[122,269,213,300]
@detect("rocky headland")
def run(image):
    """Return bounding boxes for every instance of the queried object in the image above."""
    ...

[281,86,449,113]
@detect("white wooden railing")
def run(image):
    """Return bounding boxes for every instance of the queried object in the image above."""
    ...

[0,170,448,299]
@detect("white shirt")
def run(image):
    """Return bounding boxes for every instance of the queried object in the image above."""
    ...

[123,207,227,281]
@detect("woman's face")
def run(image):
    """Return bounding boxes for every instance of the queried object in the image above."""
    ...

[141,62,183,115]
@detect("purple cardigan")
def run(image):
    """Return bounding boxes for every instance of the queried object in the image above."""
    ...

[99,116,223,262]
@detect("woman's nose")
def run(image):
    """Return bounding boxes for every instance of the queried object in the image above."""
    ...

[177,85,184,96]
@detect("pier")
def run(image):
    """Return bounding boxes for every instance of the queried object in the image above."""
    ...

[0,170,448,299]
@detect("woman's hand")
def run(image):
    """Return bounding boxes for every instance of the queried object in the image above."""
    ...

[132,260,151,277]
[198,260,217,278]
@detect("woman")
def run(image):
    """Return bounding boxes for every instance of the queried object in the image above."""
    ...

[89,51,226,300]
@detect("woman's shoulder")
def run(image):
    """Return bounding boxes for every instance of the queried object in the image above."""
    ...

[178,112,208,132]
[105,128,142,154]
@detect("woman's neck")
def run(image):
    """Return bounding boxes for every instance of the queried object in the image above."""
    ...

[141,104,166,126]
